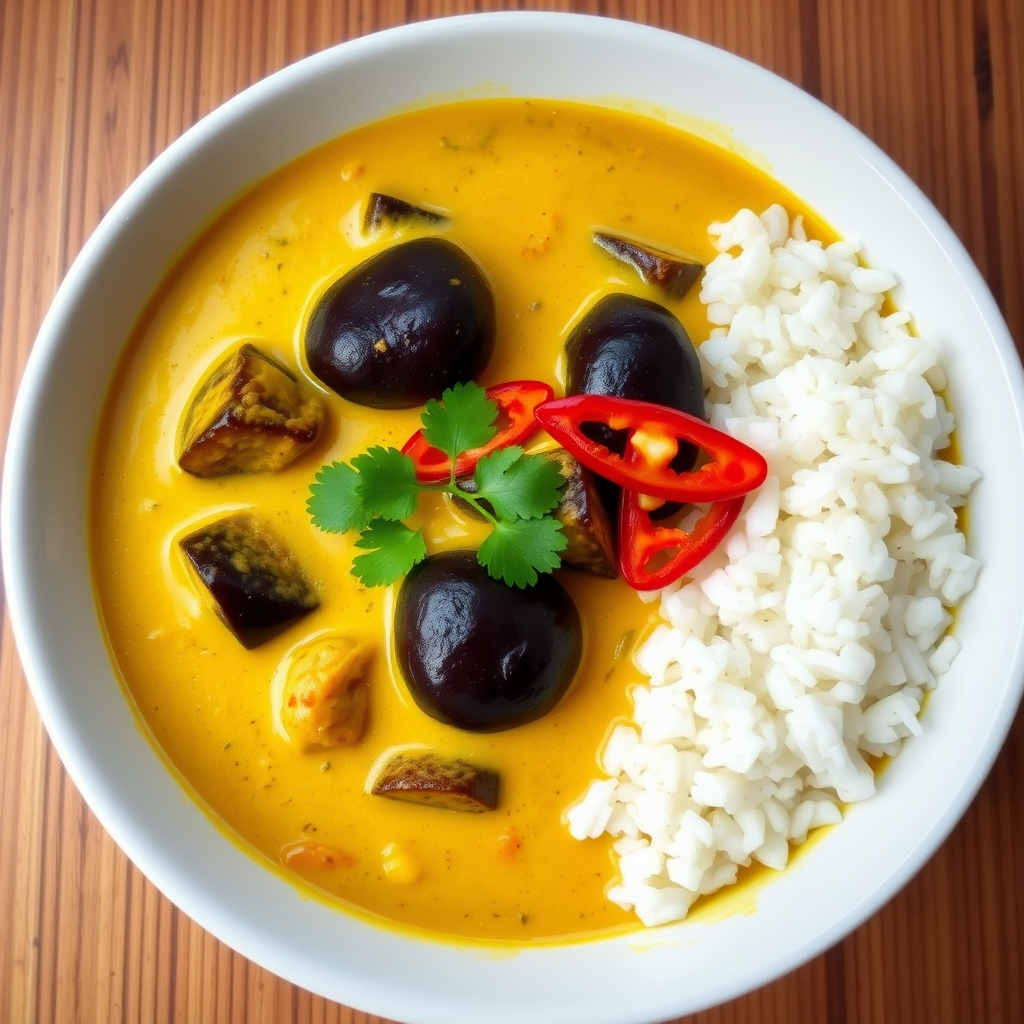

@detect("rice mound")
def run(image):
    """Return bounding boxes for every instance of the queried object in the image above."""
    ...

[565,204,981,928]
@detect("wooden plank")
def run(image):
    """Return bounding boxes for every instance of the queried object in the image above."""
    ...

[0,1,1021,1022]
[0,2,79,1023]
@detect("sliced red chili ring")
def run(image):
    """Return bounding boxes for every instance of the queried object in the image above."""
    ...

[402,380,554,482]
[536,393,768,503]
[619,485,744,590]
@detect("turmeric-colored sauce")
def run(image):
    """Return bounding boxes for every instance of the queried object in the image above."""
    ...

[90,99,828,943]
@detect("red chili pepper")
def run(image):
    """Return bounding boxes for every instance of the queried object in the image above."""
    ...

[402,380,554,482]
[620,482,745,590]
[535,394,768,503]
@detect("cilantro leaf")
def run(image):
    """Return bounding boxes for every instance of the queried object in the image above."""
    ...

[307,462,371,534]
[351,446,420,521]
[420,381,497,461]
[309,382,574,589]
[473,447,564,522]
[352,519,427,587]
[477,517,567,588]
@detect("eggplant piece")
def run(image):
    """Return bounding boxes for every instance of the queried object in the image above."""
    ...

[565,293,705,442]
[395,551,582,732]
[304,237,496,409]
[278,634,373,749]
[547,449,618,577]
[363,192,447,233]
[178,343,325,478]
[565,293,707,521]
[180,513,318,649]
[369,749,499,812]
[593,231,703,299]
[451,450,617,578]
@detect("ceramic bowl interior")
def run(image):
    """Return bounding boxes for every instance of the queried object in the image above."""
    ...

[4,12,1024,1024]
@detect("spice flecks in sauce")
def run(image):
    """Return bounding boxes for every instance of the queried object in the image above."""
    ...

[90,99,826,942]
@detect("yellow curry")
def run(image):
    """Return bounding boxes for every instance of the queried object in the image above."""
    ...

[90,98,827,943]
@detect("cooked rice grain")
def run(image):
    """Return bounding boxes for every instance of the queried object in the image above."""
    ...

[566,205,981,928]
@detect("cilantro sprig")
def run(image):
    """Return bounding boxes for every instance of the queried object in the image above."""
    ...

[307,382,567,588]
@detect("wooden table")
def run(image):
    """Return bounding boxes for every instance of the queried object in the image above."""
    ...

[2,2,1022,1021]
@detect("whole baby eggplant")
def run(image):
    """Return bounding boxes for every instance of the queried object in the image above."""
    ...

[565,292,705,445]
[565,293,706,518]
[394,551,583,732]
[305,237,495,409]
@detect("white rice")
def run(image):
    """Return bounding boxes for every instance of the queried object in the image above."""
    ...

[565,205,981,927]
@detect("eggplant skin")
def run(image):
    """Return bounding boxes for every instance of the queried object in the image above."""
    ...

[451,450,617,578]
[565,293,707,521]
[592,232,703,299]
[304,237,495,409]
[178,343,324,477]
[565,293,705,435]
[180,513,318,649]
[395,552,583,732]
[546,450,617,577]
[370,749,499,812]
[363,193,447,234]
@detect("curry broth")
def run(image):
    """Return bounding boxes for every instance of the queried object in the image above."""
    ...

[91,99,824,943]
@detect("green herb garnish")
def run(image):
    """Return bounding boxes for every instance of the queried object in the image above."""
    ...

[307,382,566,588]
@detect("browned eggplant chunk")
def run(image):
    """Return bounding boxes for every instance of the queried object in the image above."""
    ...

[546,449,618,577]
[369,750,499,812]
[363,192,447,233]
[451,451,616,578]
[180,513,318,649]
[178,343,325,477]
[593,231,703,299]
[304,238,495,409]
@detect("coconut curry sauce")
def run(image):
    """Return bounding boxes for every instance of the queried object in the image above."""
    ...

[90,99,824,943]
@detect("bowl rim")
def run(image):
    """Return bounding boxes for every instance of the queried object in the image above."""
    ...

[4,10,1024,1024]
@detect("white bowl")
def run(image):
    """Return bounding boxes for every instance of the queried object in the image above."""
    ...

[4,12,1024,1024]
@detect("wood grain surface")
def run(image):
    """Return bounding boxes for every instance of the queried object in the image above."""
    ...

[1,1,1022,1022]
